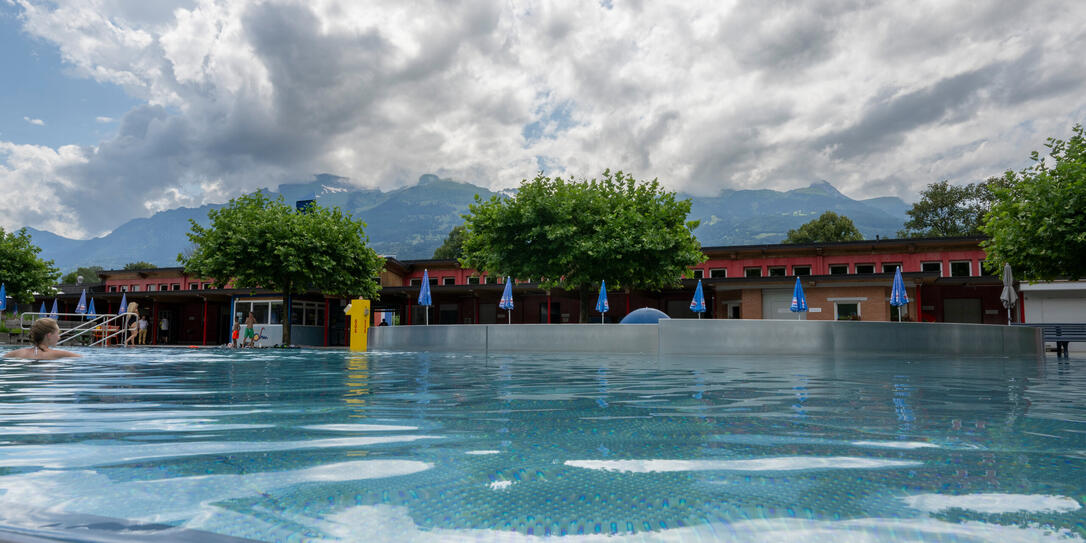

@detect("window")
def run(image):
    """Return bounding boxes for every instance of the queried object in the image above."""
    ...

[709,268,727,278]
[147,284,157,292]
[159,284,169,291]
[190,283,200,290]
[109,286,117,292]
[468,276,480,285]
[921,261,942,275]
[120,285,128,292]
[691,269,704,279]
[829,264,849,275]
[856,264,875,274]
[252,302,268,325]
[767,266,786,277]
[234,301,250,319]
[835,302,860,320]
[484,275,496,284]
[744,267,762,278]
[792,266,811,276]
[881,263,901,274]
[171,284,181,290]
[538,301,560,323]
[270,302,283,324]
[443,277,455,286]
[409,279,421,286]
[950,261,972,277]
[429,278,438,286]
[130,285,140,292]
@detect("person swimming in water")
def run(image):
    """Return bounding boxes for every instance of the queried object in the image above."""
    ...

[3,318,81,360]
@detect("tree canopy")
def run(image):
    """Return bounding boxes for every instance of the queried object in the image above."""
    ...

[0,227,60,305]
[123,261,158,271]
[898,179,1008,238]
[783,211,863,244]
[180,192,385,344]
[61,266,104,285]
[981,124,1086,281]
[433,225,466,260]
[460,170,704,320]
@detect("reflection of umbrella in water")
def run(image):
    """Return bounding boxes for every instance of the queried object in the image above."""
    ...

[418,269,432,325]
[890,266,909,322]
[790,277,808,320]
[690,279,706,319]
[1000,263,1018,324]
[498,277,514,324]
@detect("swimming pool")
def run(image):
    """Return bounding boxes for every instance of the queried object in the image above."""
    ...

[0,348,1083,541]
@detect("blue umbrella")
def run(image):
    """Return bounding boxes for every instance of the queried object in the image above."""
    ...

[75,289,88,315]
[118,293,128,316]
[890,266,909,322]
[39,301,47,315]
[498,277,514,324]
[0,283,6,312]
[690,279,706,318]
[790,277,809,320]
[49,299,59,320]
[595,280,609,324]
[418,270,432,325]
[87,298,97,318]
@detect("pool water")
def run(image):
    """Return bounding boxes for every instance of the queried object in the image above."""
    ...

[0,348,1084,542]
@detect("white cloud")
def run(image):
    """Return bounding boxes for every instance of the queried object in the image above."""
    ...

[22,116,45,126]
[95,116,115,123]
[2,0,1086,236]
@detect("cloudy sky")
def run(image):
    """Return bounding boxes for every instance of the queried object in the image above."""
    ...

[2,0,1085,239]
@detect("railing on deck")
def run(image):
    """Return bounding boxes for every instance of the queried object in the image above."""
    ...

[19,312,139,347]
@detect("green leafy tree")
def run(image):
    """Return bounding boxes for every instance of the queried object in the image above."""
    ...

[981,124,1086,280]
[898,178,1009,238]
[180,193,385,345]
[783,211,864,244]
[460,170,704,321]
[433,225,466,260]
[123,261,158,271]
[0,227,60,305]
[61,266,104,284]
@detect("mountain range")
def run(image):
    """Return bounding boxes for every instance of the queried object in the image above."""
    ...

[25,174,911,272]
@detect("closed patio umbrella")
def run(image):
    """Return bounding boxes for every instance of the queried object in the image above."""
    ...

[418,269,432,325]
[595,281,609,324]
[690,279,706,319]
[890,266,910,322]
[498,277,514,324]
[790,277,809,320]
[1000,263,1018,324]
[49,299,59,320]
[75,289,88,316]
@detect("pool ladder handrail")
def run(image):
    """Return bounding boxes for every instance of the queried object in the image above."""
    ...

[19,311,140,347]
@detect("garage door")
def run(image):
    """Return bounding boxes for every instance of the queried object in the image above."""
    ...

[762,289,795,320]
[944,298,982,323]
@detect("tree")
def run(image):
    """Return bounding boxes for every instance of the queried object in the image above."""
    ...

[981,124,1086,281]
[123,261,158,271]
[460,170,704,321]
[433,225,466,260]
[61,266,104,284]
[898,178,1008,238]
[783,211,864,244]
[180,193,385,345]
[0,227,60,305]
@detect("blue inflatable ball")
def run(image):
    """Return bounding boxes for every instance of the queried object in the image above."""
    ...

[620,307,671,324]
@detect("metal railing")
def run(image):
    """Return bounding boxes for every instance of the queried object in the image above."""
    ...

[19,312,140,347]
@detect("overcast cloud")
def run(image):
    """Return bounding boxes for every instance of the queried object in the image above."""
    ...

[1,0,1085,238]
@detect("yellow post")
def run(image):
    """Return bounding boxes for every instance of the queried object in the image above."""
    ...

[344,298,371,352]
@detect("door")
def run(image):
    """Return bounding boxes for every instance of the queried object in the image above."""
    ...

[761,289,793,320]
[944,298,982,323]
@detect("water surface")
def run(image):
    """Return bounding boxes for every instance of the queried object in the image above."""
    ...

[0,348,1083,541]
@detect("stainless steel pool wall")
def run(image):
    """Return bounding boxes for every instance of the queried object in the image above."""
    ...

[369,320,1043,357]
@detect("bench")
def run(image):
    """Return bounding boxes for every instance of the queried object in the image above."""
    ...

[1012,323,1086,356]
